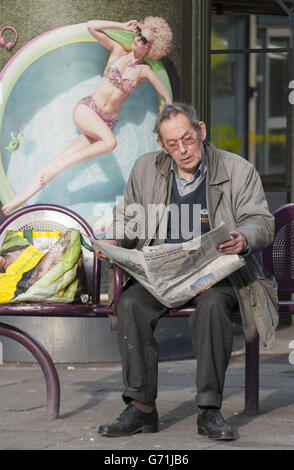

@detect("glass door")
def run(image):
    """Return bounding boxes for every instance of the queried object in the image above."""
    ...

[254,27,289,185]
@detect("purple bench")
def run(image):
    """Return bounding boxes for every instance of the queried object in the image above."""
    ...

[0,203,293,419]
[0,204,114,419]
[112,203,294,417]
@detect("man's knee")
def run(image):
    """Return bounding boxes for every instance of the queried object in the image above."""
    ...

[190,289,235,332]
[117,289,138,317]
[193,283,237,313]
[193,291,225,312]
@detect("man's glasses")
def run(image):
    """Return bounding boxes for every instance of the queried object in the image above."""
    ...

[136,26,152,46]
[163,133,197,153]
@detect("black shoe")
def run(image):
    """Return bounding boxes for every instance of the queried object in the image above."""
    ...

[197,408,235,440]
[98,404,159,437]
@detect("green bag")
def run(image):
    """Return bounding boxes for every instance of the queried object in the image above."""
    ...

[0,229,85,303]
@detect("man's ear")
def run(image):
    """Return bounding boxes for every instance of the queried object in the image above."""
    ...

[199,122,207,141]
[157,136,168,154]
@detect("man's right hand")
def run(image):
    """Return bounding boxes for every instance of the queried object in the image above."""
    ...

[93,239,118,261]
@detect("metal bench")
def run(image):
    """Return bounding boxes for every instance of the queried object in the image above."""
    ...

[0,203,112,419]
[1,203,292,419]
[113,203,294,417]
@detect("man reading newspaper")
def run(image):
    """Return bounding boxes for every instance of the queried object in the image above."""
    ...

[91,221,245,308]
[94,103,278,441]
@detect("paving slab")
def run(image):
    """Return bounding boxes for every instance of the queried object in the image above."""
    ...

[0,323,294,451]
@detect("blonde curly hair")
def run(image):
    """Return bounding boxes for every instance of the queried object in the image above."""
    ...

[141,16,173,61]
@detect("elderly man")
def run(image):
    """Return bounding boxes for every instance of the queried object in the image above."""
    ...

[94,103,278,440]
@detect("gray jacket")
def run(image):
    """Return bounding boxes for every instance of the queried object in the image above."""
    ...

[107,143,279,347]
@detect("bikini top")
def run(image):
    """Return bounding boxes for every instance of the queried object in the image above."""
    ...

[103,55,139,96]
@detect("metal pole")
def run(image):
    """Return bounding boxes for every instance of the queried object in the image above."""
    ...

[291,1,294,203]
[191,0,211,133]
[275,0,293,18]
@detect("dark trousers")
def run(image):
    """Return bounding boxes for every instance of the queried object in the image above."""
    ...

[116,278,238,408]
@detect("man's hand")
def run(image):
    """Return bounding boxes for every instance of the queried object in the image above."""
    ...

[217,231,247,254]
[93,239,118,261]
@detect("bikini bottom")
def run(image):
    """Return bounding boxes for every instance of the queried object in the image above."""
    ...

[77,95,119,130]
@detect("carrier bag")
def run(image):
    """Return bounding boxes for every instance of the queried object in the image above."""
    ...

[0,229,85,303]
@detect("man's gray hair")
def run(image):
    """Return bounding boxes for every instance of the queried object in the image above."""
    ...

[153,103,200,139]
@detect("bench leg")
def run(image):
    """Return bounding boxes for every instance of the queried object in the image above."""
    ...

[245,335,259,415]
[0,321,60,420]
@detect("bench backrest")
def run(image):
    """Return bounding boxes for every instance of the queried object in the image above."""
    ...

[262,203,294,294]
[0,203,101,303]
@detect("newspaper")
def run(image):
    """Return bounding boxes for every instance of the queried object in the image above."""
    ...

[90,222,245,308]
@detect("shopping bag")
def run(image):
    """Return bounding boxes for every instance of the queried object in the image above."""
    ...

[0,229,85,303]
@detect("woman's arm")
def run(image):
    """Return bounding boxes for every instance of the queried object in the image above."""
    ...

[142,66,173,104]
[87,20,138,52]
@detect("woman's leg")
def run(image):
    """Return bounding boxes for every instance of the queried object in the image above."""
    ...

[2,134,92,215]
[2,104,117,215]
[40,104,117,185]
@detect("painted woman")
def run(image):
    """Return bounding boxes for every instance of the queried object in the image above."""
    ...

[2,17,173,215]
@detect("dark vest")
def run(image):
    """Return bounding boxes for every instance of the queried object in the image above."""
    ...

[165,175,210,244]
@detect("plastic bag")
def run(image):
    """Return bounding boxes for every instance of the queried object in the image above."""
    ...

[0,229,85,303]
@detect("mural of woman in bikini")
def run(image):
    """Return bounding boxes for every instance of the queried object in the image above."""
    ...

[2,16,173,216]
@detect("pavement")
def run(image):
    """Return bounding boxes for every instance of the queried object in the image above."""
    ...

[1,321,294,453]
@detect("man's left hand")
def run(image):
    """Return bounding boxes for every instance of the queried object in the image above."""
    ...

[217,231,246,254]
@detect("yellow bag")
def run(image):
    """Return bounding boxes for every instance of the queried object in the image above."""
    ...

[0,229,84,303]
[13,230,62,252]
[0,234,44,302]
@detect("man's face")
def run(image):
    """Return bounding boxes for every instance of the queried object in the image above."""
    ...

[157,113,206,179]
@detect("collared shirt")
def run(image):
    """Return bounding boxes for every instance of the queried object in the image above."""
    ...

[170,150,206,197]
